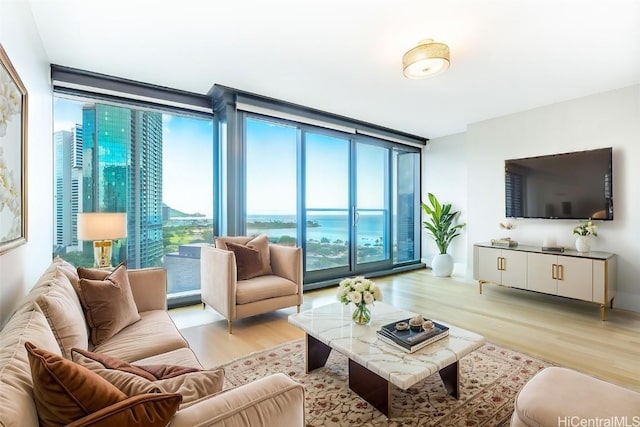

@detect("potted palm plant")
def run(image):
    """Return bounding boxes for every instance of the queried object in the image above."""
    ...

[421,193,466,277]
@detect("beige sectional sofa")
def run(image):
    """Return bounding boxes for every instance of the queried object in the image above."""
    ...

[0,257,305,426]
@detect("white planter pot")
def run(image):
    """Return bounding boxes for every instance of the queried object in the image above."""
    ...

[432,253,454,277]
[575,235,591,252]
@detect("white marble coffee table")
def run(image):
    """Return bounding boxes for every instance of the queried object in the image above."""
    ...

[288,302,485,416]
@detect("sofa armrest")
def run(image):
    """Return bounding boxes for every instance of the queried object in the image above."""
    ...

[169,373,305,427]
[269,245,302,287]
[127,268,167,312]
[200,246,236,320]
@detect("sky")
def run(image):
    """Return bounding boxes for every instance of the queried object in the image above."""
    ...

[54,97,214,217]
[54,98,392,219]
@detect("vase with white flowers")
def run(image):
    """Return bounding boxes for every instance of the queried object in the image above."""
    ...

[337,276,382,325]
[573,220,597,252]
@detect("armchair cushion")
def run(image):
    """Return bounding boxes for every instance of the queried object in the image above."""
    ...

[236,275,298,305]
[77,263,141,346]
[216,234,272,277]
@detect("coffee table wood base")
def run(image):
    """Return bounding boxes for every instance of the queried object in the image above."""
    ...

[305,334,331,373]
[349,358,391,416]
[305,333,461,417]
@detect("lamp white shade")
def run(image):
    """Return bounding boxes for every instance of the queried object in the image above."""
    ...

[77,213,127,241]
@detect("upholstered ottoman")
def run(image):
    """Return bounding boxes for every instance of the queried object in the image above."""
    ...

[511,367,640,427]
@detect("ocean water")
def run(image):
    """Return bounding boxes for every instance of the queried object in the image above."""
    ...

[247,213,385,246]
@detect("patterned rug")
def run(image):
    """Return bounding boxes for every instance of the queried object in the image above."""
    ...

[221,339,551,426]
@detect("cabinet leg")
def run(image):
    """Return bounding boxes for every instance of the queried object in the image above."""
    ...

[610,297,614,309]
[479,281,484,294]
[600,305,606,321]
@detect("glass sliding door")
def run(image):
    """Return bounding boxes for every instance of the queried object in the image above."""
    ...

[354,142,391,267]
[393,150,420,264]
[245,117,298,245]
[241,114,421,287]
[305,132,350,273]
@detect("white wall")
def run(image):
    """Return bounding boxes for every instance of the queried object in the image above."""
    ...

[0,1,53,327]
[421,132,468,274]
[425,84,640,312]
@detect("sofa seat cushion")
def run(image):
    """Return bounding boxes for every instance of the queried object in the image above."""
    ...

[0,304,61,427]
[236,275,298,305]
[513,367,640,426]
[93,310,188,362]
[132,347,203,370]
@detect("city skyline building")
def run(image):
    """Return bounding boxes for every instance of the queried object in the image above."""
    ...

[81,104,163,268]
[53,127,82,250]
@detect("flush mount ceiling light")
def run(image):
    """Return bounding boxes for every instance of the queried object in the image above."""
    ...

[402,38,450,79]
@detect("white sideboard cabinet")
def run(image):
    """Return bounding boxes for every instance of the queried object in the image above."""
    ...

[473,243,617,320]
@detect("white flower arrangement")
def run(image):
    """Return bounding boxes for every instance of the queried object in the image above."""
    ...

[0,66,23,242]
[573,220,597,237]
[0,147,20,240]
[0,70,21,138]
[337,276,382,307]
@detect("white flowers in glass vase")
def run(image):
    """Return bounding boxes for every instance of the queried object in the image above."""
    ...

[337,276,382,325]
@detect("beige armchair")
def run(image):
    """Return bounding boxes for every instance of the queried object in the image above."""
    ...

[201,237,303,334]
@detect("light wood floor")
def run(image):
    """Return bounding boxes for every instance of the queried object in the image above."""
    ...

[170,268,640,391]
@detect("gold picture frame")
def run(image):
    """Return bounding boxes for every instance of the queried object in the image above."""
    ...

[0,44,28,254]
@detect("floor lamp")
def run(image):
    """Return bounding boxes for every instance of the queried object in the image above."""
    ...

[77,213,127,268]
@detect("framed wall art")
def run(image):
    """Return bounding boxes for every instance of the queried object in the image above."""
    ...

[0,44,28,254]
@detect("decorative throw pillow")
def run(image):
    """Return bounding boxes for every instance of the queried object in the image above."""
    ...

[26,341,127,426]
[26,342,181,427]
[225,241,266,280]
[71,348,199,381]
[217,234,272,279]
[66,392,182,427]
[71,349,224,406]
[77,263,141,346]
[36,289,89,359]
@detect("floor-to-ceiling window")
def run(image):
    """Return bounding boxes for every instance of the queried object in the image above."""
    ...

[245,118,298,244]
[240,112,421,286]
[53,96,214,305]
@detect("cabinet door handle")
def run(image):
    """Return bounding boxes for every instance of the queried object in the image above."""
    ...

[501,257,506,271]
[552,264,557,279]
[497,257,501,271]
[558,264,564,280]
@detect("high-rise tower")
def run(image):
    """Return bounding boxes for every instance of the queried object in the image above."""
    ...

[82,104,163,268]
[53,128,82,250]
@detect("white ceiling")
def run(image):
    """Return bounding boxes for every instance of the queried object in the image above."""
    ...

[28,0,640,139]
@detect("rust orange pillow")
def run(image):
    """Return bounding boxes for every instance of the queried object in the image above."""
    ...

[26,341,127,426]
[77,263,141,346]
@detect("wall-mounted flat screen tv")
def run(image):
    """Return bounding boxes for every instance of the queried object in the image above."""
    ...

[505,147,613,220]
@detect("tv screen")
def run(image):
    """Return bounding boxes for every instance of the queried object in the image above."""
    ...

[505,147,613,220]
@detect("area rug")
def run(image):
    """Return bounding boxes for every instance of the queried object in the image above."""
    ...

[221,339,551,426]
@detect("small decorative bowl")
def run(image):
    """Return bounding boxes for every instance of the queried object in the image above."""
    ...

[409,323,423,332]
[395,321,409,331]
[422,320,434,330]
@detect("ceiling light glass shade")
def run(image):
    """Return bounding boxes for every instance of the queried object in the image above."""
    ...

[402,39,450,79]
